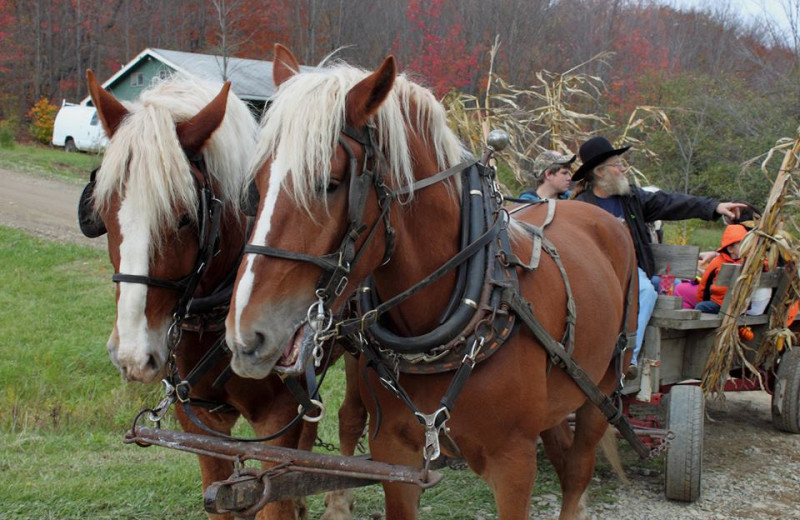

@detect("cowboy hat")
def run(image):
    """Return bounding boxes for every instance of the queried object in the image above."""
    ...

[572,136,631,182]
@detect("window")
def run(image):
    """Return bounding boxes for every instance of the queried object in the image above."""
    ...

[90,113,99,126]
[130,72,144,87]
[159,69,171,80]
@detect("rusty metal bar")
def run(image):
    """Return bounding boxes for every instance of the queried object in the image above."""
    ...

[125,427,443,489]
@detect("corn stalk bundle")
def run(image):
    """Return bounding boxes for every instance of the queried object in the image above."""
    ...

[701,129,800,397]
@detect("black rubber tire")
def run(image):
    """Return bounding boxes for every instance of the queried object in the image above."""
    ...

[65,137,77,153]
[772,347,800,433]
[664,384,704,502]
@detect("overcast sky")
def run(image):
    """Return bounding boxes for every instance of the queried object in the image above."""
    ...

[660,0,795,38]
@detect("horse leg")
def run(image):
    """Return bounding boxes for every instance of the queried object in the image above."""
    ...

[174,405,239,520]
[479,436,539,520]
[542,403,610,520]
[321,353,366,520]
[250,393,313,520]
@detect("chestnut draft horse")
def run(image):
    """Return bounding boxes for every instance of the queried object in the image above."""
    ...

[227,45,638,520]
[82,71,362,520]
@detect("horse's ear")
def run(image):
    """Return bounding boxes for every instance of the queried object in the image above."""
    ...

[176,82,231,156]
[345,56,396,129]
[86,69,129,138]
[273,44,300,87]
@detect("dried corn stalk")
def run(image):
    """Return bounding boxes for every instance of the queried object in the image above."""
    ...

[701,128,800,397]
[445,39,671,195]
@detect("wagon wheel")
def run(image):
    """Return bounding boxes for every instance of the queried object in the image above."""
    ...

[772,347,800,433]
[664,384,704,502]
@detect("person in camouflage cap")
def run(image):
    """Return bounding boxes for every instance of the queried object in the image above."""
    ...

[518,150,576,201]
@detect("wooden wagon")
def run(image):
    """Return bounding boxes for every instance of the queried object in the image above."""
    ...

[620,243,800,503]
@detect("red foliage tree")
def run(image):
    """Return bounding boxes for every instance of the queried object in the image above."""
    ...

[396,0,479,98]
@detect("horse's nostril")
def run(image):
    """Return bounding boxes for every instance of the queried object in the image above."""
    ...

[146,355,158,371]
[254,332,266,350]
[120,366,129,381]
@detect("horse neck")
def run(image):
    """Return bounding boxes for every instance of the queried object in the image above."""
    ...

[371,163,463,337]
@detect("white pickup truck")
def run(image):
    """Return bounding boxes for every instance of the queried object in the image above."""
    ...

[51,102,108,153]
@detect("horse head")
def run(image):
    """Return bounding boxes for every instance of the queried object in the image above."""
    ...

[227,45,467,379]
[85,70,257,382]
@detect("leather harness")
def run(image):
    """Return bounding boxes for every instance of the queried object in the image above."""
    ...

[242,123,652,461]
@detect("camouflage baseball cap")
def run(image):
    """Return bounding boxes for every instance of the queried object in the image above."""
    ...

[532,150,576,179]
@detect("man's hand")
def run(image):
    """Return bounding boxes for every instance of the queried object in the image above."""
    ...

[716,202,749,223]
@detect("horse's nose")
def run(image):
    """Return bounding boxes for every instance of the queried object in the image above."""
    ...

[118,354,162,383]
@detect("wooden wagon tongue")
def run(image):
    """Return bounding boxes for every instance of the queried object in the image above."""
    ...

[125,427,443,518]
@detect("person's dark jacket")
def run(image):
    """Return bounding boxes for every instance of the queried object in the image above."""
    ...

[575,186,719,277]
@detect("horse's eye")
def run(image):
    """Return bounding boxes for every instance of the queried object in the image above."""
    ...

[316,179,341,194]
[178,214,193,228]
[326,180,341,193]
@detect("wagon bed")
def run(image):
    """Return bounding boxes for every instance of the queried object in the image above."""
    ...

[620,243,800,502]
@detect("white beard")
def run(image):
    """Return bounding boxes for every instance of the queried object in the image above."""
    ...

[596,172,631,196]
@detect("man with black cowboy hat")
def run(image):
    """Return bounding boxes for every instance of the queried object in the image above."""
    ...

[572,136,747,379]
[518,150,576,201]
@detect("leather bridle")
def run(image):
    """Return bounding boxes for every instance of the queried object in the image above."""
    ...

[243,124,397,308]
[80,154,226,333]
[243,123,473,327]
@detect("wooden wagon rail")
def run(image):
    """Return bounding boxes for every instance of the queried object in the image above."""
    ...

[625,243,795,396]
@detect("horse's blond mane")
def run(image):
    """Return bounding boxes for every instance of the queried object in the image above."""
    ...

[250,61,468,212]
[94,75,257,246]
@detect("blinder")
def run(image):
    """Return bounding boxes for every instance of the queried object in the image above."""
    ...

[244,180,260,217]
[78,168,107,238]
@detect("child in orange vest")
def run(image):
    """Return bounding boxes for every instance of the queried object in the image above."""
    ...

[694,224,748,313]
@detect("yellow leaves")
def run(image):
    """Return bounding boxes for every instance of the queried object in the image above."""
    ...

[27,97,58,145]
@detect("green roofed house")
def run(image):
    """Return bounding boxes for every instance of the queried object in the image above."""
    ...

[81,47,313,114]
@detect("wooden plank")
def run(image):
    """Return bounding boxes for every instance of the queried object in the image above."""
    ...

[655,295,683,310]
[716,264,786,289]
[650,243,700,279]
[651,308,700,320]
[649,313,721,330]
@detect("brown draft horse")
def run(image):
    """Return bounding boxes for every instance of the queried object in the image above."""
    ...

[83,70,363,520]
[226,45,637,520]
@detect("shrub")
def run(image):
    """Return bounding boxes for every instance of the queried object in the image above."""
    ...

[27,97,58,144]
[0,118,16,148]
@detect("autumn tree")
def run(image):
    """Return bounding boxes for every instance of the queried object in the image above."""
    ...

[394,0,479,97]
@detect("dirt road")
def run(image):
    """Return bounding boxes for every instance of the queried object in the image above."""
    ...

[0,167,101,249]
[1,166,799,519]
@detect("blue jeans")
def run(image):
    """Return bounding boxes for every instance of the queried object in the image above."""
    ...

[695,300,721,314]
[633,267,658,366]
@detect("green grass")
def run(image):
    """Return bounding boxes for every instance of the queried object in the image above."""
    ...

[1,226,632,519]
[662,220,723,251]
[0,142,102,182]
